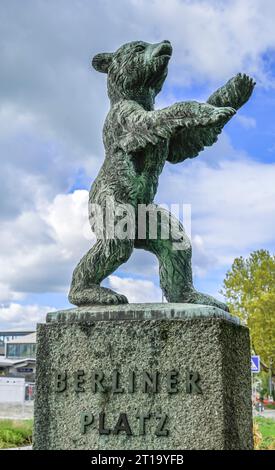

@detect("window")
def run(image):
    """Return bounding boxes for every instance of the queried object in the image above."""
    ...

[6,343,36,359]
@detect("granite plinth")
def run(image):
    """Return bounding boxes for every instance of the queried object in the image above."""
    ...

[33,304,253,450]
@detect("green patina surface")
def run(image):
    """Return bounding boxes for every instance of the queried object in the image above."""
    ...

[68,39,255,309]
[46,302,240,324]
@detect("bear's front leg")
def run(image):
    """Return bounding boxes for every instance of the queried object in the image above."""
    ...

[187,102,236,128]
[208,73,256,110]
[117,100,235,154]
[151,101,236,131]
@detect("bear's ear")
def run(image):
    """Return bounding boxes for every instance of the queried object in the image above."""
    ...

[92,52,114,73]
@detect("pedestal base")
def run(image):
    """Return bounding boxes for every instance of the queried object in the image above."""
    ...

[33,303,253,450]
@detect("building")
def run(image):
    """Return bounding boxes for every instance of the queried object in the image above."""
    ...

[0,329,34,355]
[6,332,36,359]
[0,332,36,384]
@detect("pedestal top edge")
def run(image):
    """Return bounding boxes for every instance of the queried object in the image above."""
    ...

[45,303,240,325]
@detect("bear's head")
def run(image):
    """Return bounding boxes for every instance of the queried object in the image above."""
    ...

[92,40,172,108]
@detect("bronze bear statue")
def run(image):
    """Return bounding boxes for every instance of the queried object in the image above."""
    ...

[69,40,255,309]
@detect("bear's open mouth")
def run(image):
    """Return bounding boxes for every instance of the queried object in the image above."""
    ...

[153,42,173,59]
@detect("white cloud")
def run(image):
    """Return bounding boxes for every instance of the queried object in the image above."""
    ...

[118,249,159,277]
[41,190,94,254]
[1,0,275,325]
[0,190,93,302]
[108,275,162,303]
[0,0,274,168]
[0,303,55,330]
[1,0,274,224]
[157,146,275,273]
[0,105,38,138]
[129,0,275,87]
[192,235,218,278]
[1,139,275,307]
[0,284,24,304]
[236,114,257,129]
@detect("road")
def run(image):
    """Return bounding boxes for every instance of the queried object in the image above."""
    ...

[0,402,33,420]
[254,409,275,420]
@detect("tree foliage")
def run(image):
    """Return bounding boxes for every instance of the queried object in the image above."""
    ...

[222,250,275,374]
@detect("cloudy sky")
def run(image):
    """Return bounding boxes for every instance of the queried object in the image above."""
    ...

[1,0,275,329]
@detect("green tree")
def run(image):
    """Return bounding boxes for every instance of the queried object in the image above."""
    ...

[222,250,275,376]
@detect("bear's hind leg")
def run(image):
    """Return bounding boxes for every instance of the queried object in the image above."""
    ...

[135,205,229,311]
[69,284,128,306]
[68,239,133,306]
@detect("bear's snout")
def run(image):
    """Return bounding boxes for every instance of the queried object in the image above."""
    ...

[151,41,173,59]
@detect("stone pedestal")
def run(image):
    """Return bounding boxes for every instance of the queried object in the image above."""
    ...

[33,304,253,450]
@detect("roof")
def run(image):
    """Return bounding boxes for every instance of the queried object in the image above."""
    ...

[0,357,36,367]
[6,333,36,344]
[0,329,35,335]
